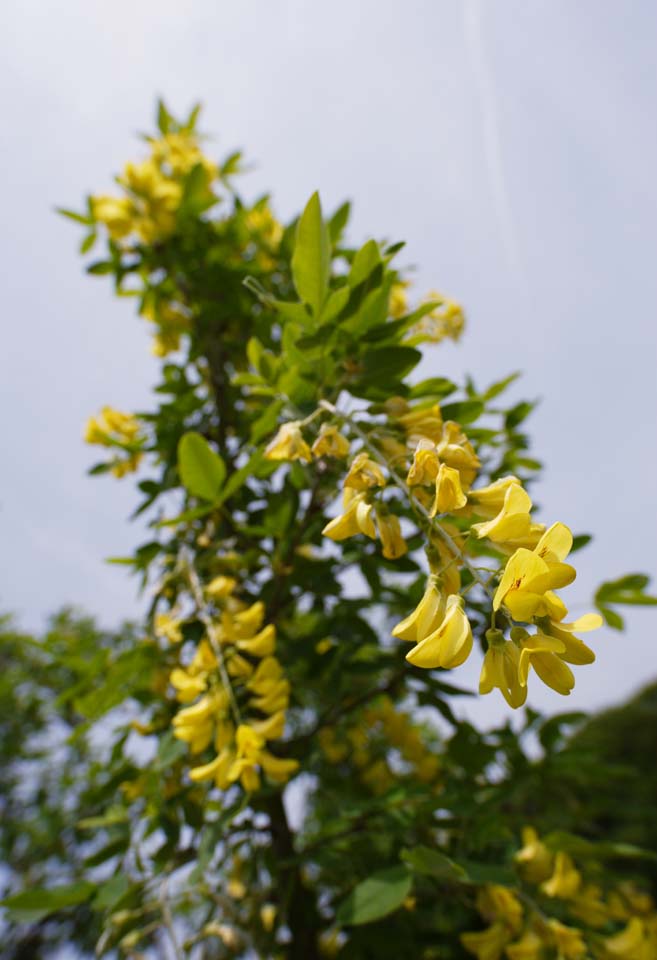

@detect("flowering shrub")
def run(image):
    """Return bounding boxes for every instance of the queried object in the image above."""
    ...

[3,102,656,960]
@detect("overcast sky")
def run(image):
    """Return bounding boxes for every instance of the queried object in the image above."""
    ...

[1,0,656,728]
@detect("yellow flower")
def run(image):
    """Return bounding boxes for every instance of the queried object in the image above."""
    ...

[260,903,277,932]
[435,421,480,489]
[396,401,444,444]
[479,632,527,708]
[236,624,277,658]
[322,491,377,542]
[389,282,409,319]
[259,751,299,784]
[407,439,441,486]
[405,291,465,345]
[406,595,473,669]
[376,511,408,559]
[468,476,522,516]
[85,406,141,445]
[604,917,651,959]
[570,884,609,928]
[251,710,286,741]
[392,577,445,643]
[170,667,207,704]
[189,747,233,789]
[154,612,183,644]
[514,828,553,883]
[264,421,312,462]
[90,195,135,240]
[472,484,533,543]
[344,452,386,490]
[538,614,601,665]
[476,885,523,932]
[504,930,544,959]
[546,920,587,959]
[205,575,237,599]
[311,423,350,459]
[461,921,511,960]
[494,524,577,622]
[541,852,581,899]
[431,463,467,516]
[514,628,574,695]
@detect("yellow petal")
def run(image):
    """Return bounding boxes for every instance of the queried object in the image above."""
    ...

[534,521,573,562]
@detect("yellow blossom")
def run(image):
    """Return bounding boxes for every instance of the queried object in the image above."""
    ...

[407,439,441,486]
[189,747,233,789]
[405,291,465,345]
[431,462,467,516]
[90,195,135,240]
[514,827,553,883]
[514,628,574,695]
[259,751,299,784]
[260,903,277,932]
[396,402,444,444]
[539,614,601,665]
[322,491,377,542]
[343,452,386,490]
[406,595,473,670]
[311,423,351,459]
[494,524,577,622]
[476,885,523,933]
[170,667,207,704]
[435,421,480,489]
[392,577,446,643]
[570,884,609,928]
[468,476,522,515]
[479,632,527,708]
[546,920,587,959]
[154,612,183,644]
[235,624,277,658]
[264,421,312,462]
[604,917,651,959]
[205,575,237,599]
[462,921,511,960]
[251,710,286,741]
[541,852,581,899]
[471,484,533,543]
[389,282,409,319]
[504,930,544,960]
[376,511,408,559]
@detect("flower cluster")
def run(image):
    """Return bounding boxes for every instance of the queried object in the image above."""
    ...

[90,130,217,246]
[318,695,440,793]
[266,395,601,708]
[462,828,657,959]
[166,576,298,794]
[84,405,144,477]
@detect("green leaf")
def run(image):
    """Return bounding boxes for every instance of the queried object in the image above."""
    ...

[292,192,330,315]
[441,400,484,425]
[483,371,521,401]
[157,98,173,134]
[336,866,412,926]
[177,432,226,501]
[56,206,93,226]
[401,846,468,883]
[1,882,96,921]
[360,346,422,382]
[93,875,131,912]
[349,239,381,287]
[328,201,351,243]
[408,377,458,400]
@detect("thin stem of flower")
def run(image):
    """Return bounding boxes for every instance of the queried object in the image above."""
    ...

[321,401,495,597]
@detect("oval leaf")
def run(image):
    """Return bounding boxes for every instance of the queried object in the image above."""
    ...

[178,432,226,501]
[336,866,412,926]
[292,192,330,316]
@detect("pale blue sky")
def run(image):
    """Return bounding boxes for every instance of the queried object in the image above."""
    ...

[1,0,655,726]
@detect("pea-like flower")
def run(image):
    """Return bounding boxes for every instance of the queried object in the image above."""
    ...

[405,595,473,670]
[264,421,312,462]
